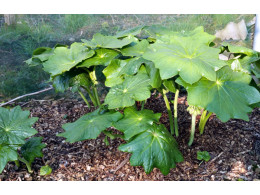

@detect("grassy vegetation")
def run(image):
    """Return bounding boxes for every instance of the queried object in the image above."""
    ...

[0,14,255,101]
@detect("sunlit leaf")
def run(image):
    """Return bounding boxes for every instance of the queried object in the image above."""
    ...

[119,124,183,175]
[58,109,123,143]
[113,107,161,140]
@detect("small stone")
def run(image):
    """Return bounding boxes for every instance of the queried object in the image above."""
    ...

[86,165,91,171]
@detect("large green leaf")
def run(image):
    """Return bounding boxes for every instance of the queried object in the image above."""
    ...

[82,33,137,49]
[103,58,150,87]
[103,59,127,87]
[58,109,123,143]
[105,69,151,109]
[43,43,95,77]
[113,107,161,140]
[78,48,119,68]
[179,66,260,122]
[119,57,148,76]
[119,124,183,175]
[115,25,145,38]
[143,28,226,84]
[25,47,53,66]
[223,42,258,56]
[0,106,38,146]
[21,137,46,165]
[121,39,149,57]
[0,145,18,173]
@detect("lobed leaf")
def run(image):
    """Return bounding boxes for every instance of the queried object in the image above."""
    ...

[21,137,46,165]
[119,124,183,175]
[180,66,260,122]
[113,107,161,140]
[78,48,119,68]
[0,106,38,146]
[143,28,226,84]
[43,42,95,77]
[121,39,149,57]
[0,145,18,173]
[105,69,151,109]
[58,109,123,143]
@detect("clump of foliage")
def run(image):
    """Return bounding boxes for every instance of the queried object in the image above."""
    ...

[0,106,46,173]
[27,25,260,175]
[40,165,52,176]
[197,151,211,162]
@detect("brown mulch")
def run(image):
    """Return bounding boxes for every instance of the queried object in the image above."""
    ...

[0,94,260,181]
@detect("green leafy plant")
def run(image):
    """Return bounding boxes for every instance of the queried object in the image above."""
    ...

[197,151,211,162]
[27,25,260,175]
[0,106,46,173]
[40,165,52,176]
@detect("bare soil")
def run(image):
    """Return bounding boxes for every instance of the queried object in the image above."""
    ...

[1,94,260,181]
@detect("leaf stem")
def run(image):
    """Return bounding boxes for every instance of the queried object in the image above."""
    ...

[188,114,197,146]
[91,67,101,107]
[78,90,91,108]
[174,89,179,137]
[18,156,32,173]
[103,130,124,139]
[82,86,97,107]
[141,100,146,110]
[199,110,212,135]
[162,89,174,135]
[93,85,101,107]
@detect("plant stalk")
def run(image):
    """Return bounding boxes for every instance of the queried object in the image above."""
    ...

[93,85,101,107]
[162,89,174,135]
[174,89,179,137]
[188,114,197,146]
[199,110,212,135]
[78,90,91,108]
[141,100,146,110]
[82,86,97,107]
[18,156,32,173]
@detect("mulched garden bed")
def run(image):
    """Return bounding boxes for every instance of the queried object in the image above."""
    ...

[1,94,260,181]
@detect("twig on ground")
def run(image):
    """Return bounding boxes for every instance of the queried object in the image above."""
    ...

[235,150,251,156]
[0,86,53,107]
[208,151,224,165]
[111,154,130,173]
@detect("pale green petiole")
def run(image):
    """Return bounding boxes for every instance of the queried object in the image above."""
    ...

[18,156,32,173]
[78,90,91,108]
[162,89,174,135]
[199,110,212,135]
[174,89,179,137]
[188,114,197,146]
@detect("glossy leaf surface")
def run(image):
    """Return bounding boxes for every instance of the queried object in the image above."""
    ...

[0,106,38,146]
[58,109,123,143]
[179,66,260,122]
[113,107,161,140]
[21,137,46,164]
[105,70,151,109]
[119,124,183,175]
[43,43,95,77]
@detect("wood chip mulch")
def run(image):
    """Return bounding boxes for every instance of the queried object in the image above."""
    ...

[1,94,260,181]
